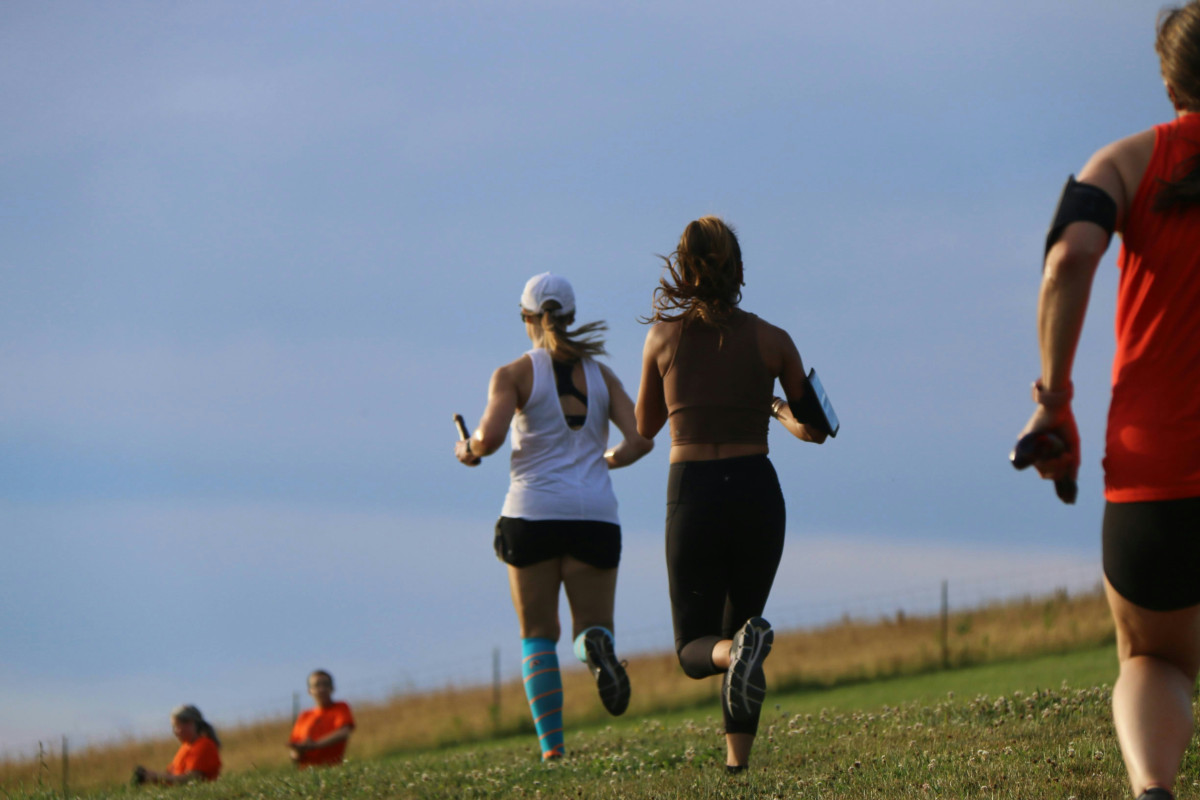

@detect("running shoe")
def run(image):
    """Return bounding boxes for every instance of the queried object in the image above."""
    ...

[723,616,773,722]
[582,628,630,716]
[1137,790,1174,800]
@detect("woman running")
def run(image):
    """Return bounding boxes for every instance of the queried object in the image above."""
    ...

[132,705,221,785]
[455,272,653,760]
[636,216,827,772]
[1017,6,1200,798]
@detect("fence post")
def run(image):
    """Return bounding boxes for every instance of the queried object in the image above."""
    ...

[940,580,949,669]
[491,647,501,731]
[62,735,68,799]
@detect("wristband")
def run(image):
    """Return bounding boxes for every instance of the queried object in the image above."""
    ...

[1031,379,1073,408]
[770,397,785,419]
[466,439,475,456]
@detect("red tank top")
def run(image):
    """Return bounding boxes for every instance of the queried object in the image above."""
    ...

[1104,113,1200,502]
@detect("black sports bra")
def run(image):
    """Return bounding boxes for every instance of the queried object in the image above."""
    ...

[552,359,588,429]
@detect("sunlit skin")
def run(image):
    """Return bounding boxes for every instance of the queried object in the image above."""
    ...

[1017,76,1200,798]
[453,313,653,639]
[133,716,203,785]
[636,259,826,769]
[453,301,652,759]
[288,672,353,763]
[455,317,653,469]
[310,673,334,709]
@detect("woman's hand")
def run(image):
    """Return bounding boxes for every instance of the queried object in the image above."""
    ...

[455,439,482,466]
[603,364,654,468]
[133,767,178,786]
[1017,403,1080,483]
[770,398,827,444]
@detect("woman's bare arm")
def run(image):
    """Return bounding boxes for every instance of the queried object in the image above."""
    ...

[768,325,826,444]
[635,325,670,439]
[456,360,522,465]
[1018,130,1150,481]
[601,364,654,468]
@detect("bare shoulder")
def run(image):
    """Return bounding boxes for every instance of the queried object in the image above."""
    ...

[748,312,797,375]
[597,361,631,398]
[596,360,618,384]
[750,313,795,351]
[643,320,680,360]
[1079,127,1158,216]
[1089,127,1157,169]
[643,320,677,348]
[493,353,532,386]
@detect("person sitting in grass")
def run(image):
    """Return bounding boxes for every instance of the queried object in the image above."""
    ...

[132,705,221,785]
[288,669,356,767]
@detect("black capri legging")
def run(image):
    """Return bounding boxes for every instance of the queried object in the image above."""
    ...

[666,454,786,735]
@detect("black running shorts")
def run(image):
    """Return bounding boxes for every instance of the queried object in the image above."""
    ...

[1102,496,1200,611]
[494,517,621,569]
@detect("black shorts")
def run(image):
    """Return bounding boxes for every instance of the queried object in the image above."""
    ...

[1103,496,1200,611]
[494,517,621,569]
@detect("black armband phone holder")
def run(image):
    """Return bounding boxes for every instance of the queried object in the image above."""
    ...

[1044,175,1117,264]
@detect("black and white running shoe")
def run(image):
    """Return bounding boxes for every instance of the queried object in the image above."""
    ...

[583,628,630,716]
[723,617,773,722]
[1137,789,1174,800]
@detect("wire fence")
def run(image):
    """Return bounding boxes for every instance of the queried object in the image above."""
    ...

[2,558,1105,769]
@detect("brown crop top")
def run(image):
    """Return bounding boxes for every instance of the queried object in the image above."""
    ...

[663,311,773,446]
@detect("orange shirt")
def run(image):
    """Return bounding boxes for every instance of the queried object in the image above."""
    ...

[1106,113,1200,502]
[290,701,355,767]
[168,735,221,781]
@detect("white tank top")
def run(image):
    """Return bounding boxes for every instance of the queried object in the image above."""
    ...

[500,349,620,524]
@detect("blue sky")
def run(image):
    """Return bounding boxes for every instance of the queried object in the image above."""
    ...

[0,1,1169,752]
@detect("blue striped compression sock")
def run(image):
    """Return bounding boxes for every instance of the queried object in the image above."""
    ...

[573,626,615,663]
[521,638,564,759]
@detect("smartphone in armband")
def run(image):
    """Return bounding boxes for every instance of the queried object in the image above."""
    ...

[789,368,840,437]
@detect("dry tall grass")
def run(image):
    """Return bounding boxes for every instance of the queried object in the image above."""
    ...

[0,588,1114,795]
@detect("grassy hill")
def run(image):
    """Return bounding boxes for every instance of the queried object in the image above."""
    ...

[7,647,1155,799]
[1,589,1120,797]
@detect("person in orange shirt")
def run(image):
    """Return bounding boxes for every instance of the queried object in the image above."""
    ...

[288,670,355,767]
[132,705,221,785]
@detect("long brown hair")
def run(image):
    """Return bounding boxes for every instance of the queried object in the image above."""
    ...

[172,705,220,749]
[646,216,744,327]
[1155,2,1200,212]
[526,301,607,362]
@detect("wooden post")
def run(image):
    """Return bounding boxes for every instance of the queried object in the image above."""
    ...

[940,580,949,669]
[491,647,501,730]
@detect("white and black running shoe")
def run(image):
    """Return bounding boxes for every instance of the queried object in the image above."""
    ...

[723,616,773,722]
[1137,790,1175,800]
[583,628,630,716]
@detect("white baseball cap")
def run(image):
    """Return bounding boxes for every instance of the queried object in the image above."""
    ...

[520,272,575,316]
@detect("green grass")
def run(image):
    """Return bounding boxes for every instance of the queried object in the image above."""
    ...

[765,645,1119,715]
[12,645,1191,800]
[551,645,1119,735]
